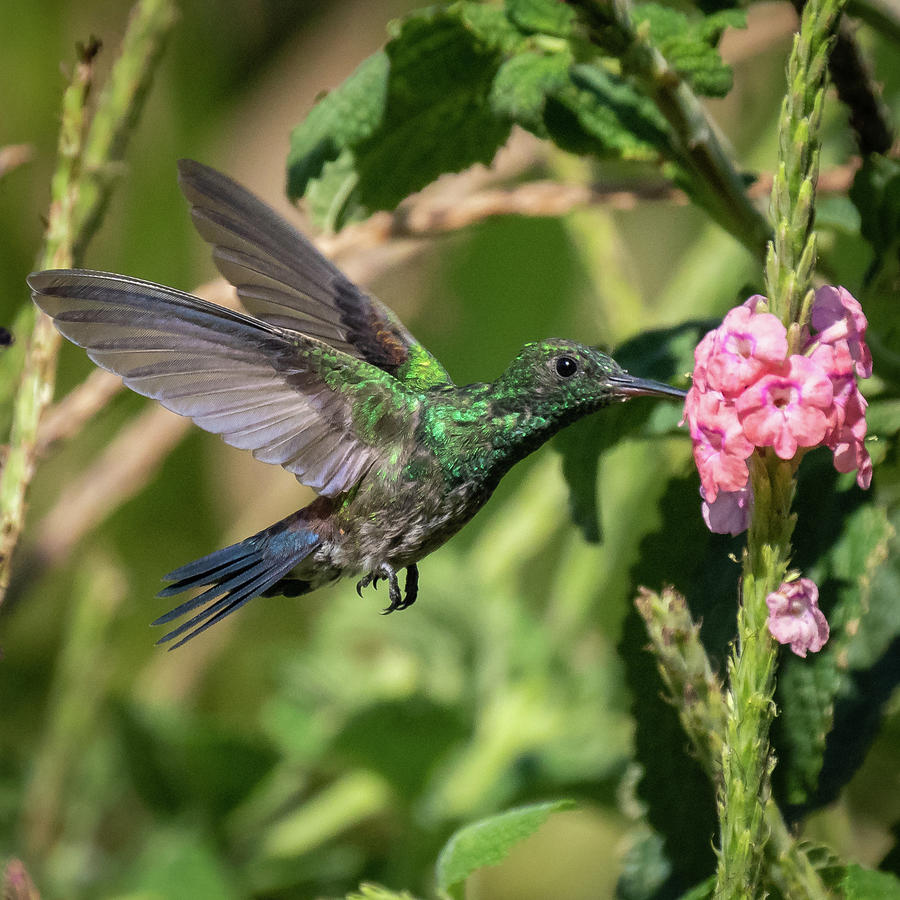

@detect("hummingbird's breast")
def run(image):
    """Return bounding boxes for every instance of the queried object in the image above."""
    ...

[317,386,535,576]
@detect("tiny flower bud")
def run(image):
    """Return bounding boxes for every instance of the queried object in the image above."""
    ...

[766,578,829,657]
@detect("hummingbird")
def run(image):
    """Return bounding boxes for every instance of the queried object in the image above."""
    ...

[28,160,685,649]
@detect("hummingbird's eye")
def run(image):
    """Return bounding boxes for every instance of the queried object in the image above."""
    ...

[555,356,578,378]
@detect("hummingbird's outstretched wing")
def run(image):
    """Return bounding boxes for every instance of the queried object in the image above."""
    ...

[176,159,453,391]
[28,270,419,497]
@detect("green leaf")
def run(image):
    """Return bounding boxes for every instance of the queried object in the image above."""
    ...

[457,2,526,54]
[506,0,576,37]
[490,50,573,135]
[288,9,511,227]
[840,864,900,899]
[619,599,719,895]
[435,799,575,899]
[772,492,897,813]
[287,51,389,201]
[850,155,900,258]
[849,157,900,387]
[632,4,745,98]
[557,63,674,160]
[617,827,673,899]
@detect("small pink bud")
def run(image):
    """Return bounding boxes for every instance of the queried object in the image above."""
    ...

[766,578,829,657]
[701,485,753,535]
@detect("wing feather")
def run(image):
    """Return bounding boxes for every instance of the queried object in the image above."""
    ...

[28,270,419,496]
[177,159,452,389]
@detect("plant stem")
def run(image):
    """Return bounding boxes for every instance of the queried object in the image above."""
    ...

[570,0,772,261]
[0,0,177,607]
[636,586,828,899]
[0,42,97,602]
[716,1,847,891]
[715,452,796,898]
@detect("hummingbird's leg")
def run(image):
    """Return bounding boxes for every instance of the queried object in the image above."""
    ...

[356,572,374,597]
[378,563,404,614]
[398,564,418,610]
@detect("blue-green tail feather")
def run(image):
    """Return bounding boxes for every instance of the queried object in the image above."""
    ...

[154,514,320,649]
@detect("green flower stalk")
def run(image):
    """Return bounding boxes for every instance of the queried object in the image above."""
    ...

[715,0,848,896]
[0,0,176,607]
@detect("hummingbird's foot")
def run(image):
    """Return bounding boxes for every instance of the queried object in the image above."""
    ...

[398,564,418,610]
[356,562,403,612]
[357,563,418,613]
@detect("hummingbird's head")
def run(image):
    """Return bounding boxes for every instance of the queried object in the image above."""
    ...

[499,339,686,422]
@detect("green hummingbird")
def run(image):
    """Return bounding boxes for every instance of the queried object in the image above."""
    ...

[28,160,685,649]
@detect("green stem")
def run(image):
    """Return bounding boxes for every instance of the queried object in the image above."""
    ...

[636,587,828,899]
[0,42,96,602]
[714,0,846,893]
[0,0,177,607]
[716,453,795,898]
[570,0,772,261]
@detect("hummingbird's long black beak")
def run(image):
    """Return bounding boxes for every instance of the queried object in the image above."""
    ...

[608,372,688,400]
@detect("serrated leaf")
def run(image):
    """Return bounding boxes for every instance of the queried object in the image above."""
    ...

[490,50,572,135]
[287,51,389,200]
[617,827,673,899]
[619,602,719,895]
[353,13,510,214]
[849,155,900,258]
[456,1,526,54]
[304,151,363,232]
[289,9,511,227]
[632,3,744,98]
[849,157,900,387]
[506,0,576,37]
[772,495,897,815]
[435,800,575,899]
[561,63,674,160]
[841,864,900,899]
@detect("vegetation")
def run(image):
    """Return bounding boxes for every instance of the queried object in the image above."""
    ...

[1,0,899,897]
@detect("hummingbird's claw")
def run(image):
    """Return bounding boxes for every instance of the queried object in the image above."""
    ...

[360,563,418,614]
[356,572,375,597]
[382,564,419,614]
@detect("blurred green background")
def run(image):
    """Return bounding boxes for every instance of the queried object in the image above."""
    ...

[1,2,898,898]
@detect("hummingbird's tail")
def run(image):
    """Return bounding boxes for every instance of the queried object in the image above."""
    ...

[153,510,322,649]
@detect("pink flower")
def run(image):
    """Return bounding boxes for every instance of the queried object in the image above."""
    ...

[809,339,855,381]
[701,485,753,535]
[705,306,788,396]
[689,391,754,501]
[684,288,873,531]
[690,329,717,393]
[827,380,872,489]
[810,285,872,379]
[736,355,833,459]
[766,578,829,657]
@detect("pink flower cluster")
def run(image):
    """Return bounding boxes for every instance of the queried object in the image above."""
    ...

[766,577,829,657]
[683,287,872,534]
